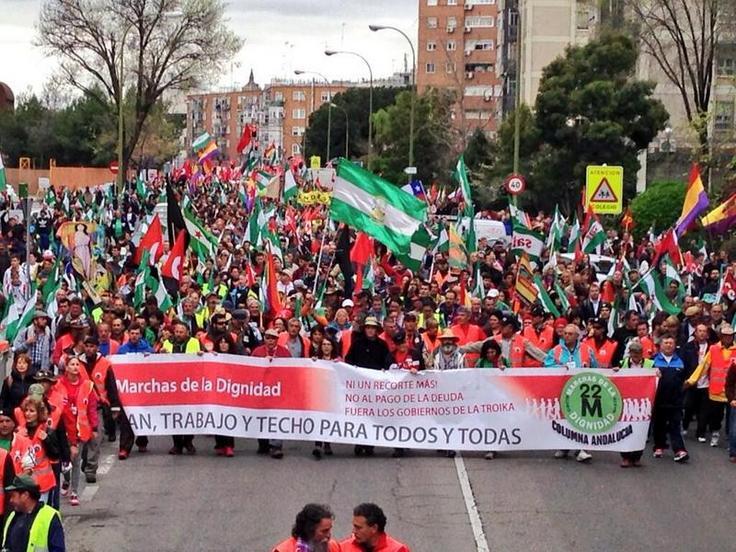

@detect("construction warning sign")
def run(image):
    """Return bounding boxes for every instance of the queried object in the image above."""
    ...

[585,165,623,215]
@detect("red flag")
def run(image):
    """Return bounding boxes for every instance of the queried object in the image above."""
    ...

[162,229,187,281]
[134,214,164,265]
[350,233,374,265]
[652,228,683,267]
[621,207,634,232]
[236,124,254,154]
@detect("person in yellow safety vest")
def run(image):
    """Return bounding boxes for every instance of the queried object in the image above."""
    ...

[685,323,736,448]
[161,321,202,455]
[272,503,342,552]
[2,475,64,552]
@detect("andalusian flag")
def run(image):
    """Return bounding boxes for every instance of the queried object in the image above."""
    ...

[546,206,565,252]
[0,154,6,192]
[582,205,605,254]
[396,225,435,273]
[511,218,544,262]
[639,269,680,315]
[146,269,173,311]
[533,275,560,317]
[567,217,580,253]
[6,289,38,343]
[183,207,218,261]
[453,155,474,218]
[448,223,468,270]
[331,159,427,255]
[283,168,298,202]
[245,198,265,245]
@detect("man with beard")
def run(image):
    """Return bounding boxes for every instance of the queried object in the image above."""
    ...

[272,503,341,552]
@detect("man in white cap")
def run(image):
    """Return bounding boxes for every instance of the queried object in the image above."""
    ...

[12,311,55,375]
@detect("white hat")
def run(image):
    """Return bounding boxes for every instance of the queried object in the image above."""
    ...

[341,299,354,308]
[486,288,500,298]
[42,250,55,260]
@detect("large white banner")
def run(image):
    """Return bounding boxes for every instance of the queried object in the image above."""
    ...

[111,354,657,452]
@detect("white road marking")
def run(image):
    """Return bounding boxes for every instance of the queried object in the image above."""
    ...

[80,453,116,502]
[81,484,98,501]
[454,454,491,552]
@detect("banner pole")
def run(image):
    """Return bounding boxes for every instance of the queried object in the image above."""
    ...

[313,215,331,295]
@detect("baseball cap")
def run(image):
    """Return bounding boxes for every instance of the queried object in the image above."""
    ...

[487,289,500,298]
[5,475,39,493]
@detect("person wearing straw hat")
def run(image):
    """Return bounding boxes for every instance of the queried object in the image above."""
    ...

[432,329,465,371]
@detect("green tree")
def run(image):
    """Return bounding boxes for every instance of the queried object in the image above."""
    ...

[630,181,686,240]
[372,88,460,185]
[303,87,405,162]
[38,0,241,180]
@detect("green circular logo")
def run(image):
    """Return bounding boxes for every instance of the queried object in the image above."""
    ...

[560,372,622,434]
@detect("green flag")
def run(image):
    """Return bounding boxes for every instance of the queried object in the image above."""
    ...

[396,225,435,273]
[453,155,473,218]
[183,207,218,261]
[330,159,427,255]
[283,169,298,202]
[0,154,7,192]
[6,289,37,343]
[533,275,561,318]
[147,269,173,312]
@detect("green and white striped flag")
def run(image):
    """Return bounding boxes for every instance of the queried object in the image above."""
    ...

[433,222,449,254]
[183,207,218,261]
[582,214,606,254]
[0,154,6,192]
[453,155,474,218]
[567,218,580,253]
[512,218,545,262]
[283,168,298,202]
[0,293,14,339]
[533,275,561,317]
[546,206,565,253]
[396,225,435,273]
[663,255,683,290]
[147,270,173,311]
[472,263,486,299]
[331,159,427,255]
[554,280,570,313]
[6,289,37,343]
[134,251,150,309]
[639,269,680,315]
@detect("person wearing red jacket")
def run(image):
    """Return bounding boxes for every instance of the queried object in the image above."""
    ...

[272,503,342,552]
[252,329,290,459]
[341,503,410,552]
[58,357,98,507]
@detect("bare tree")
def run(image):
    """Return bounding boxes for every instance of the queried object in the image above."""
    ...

[38,0,242,176]
[627,0,733,158]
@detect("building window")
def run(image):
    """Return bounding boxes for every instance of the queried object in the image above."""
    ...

[292,143,301,155]
[447,16,457,28]
[428,17,438,29]
[320,91,331,102]
[292,126,305,137]
[718,57,735,76]
[426,63,436,74]
[275,92,284,102]
[292,108,306,119]
[472,40,494,50]
[466,16,494,27]
[448,0,458,5]
[576,5,592,29]
[446,62,456,74]
[447,40,456,51]
[293,91,305,101]
[427,41,437,51]
[427,0,438,5]
[473,0,495,4]
[715,101,734,131]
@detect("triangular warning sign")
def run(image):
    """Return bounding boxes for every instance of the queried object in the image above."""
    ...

[590,178,618,203]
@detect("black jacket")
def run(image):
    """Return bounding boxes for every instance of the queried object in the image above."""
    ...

[346,335,391,370]
[0,371,34,413]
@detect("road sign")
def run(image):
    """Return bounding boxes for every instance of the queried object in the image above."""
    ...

[310,155,321,170]
[586,165,623,214]
[504,173,526,195]
[109,160,119,175]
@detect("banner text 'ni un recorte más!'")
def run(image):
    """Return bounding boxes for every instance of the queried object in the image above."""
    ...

[110,354,658,452]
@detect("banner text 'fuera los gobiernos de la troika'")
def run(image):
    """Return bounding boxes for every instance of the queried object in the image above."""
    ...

[110,354,658,452]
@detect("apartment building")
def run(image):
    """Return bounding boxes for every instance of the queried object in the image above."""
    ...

[498,0,598,117]
[186,71,348,161]
[417,0,503,135]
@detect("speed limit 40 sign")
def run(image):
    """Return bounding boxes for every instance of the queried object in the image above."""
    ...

[504,173,526,195]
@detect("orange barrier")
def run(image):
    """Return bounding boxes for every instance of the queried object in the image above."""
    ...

[6,166,117,194]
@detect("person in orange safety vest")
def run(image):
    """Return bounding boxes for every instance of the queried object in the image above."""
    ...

[272,503,342,552]
[582,318,618,368]
[341,503,410,552]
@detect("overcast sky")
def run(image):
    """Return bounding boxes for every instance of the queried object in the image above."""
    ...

[0,0,418,97]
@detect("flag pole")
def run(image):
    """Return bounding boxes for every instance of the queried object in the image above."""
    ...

[313,216,331,295]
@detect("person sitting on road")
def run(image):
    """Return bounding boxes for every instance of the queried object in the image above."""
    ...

[341,502,410,552]
[272,503,341,552]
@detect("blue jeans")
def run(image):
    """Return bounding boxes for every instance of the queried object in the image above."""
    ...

[729,405,736,458]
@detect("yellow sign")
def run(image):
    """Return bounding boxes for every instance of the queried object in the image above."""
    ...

[585,165,623,215]
[310,155,321,170]
[297,190,332,206]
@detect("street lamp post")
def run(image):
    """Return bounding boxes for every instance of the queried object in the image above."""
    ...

[369,24,416,171]
[325,49,373,158]
[330,103,349,159]
[295,70,332,164]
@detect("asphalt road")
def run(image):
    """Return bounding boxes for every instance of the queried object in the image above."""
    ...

[63,435,735,552]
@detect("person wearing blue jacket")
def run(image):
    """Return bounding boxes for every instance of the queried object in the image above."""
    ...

[651,335,689,462]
